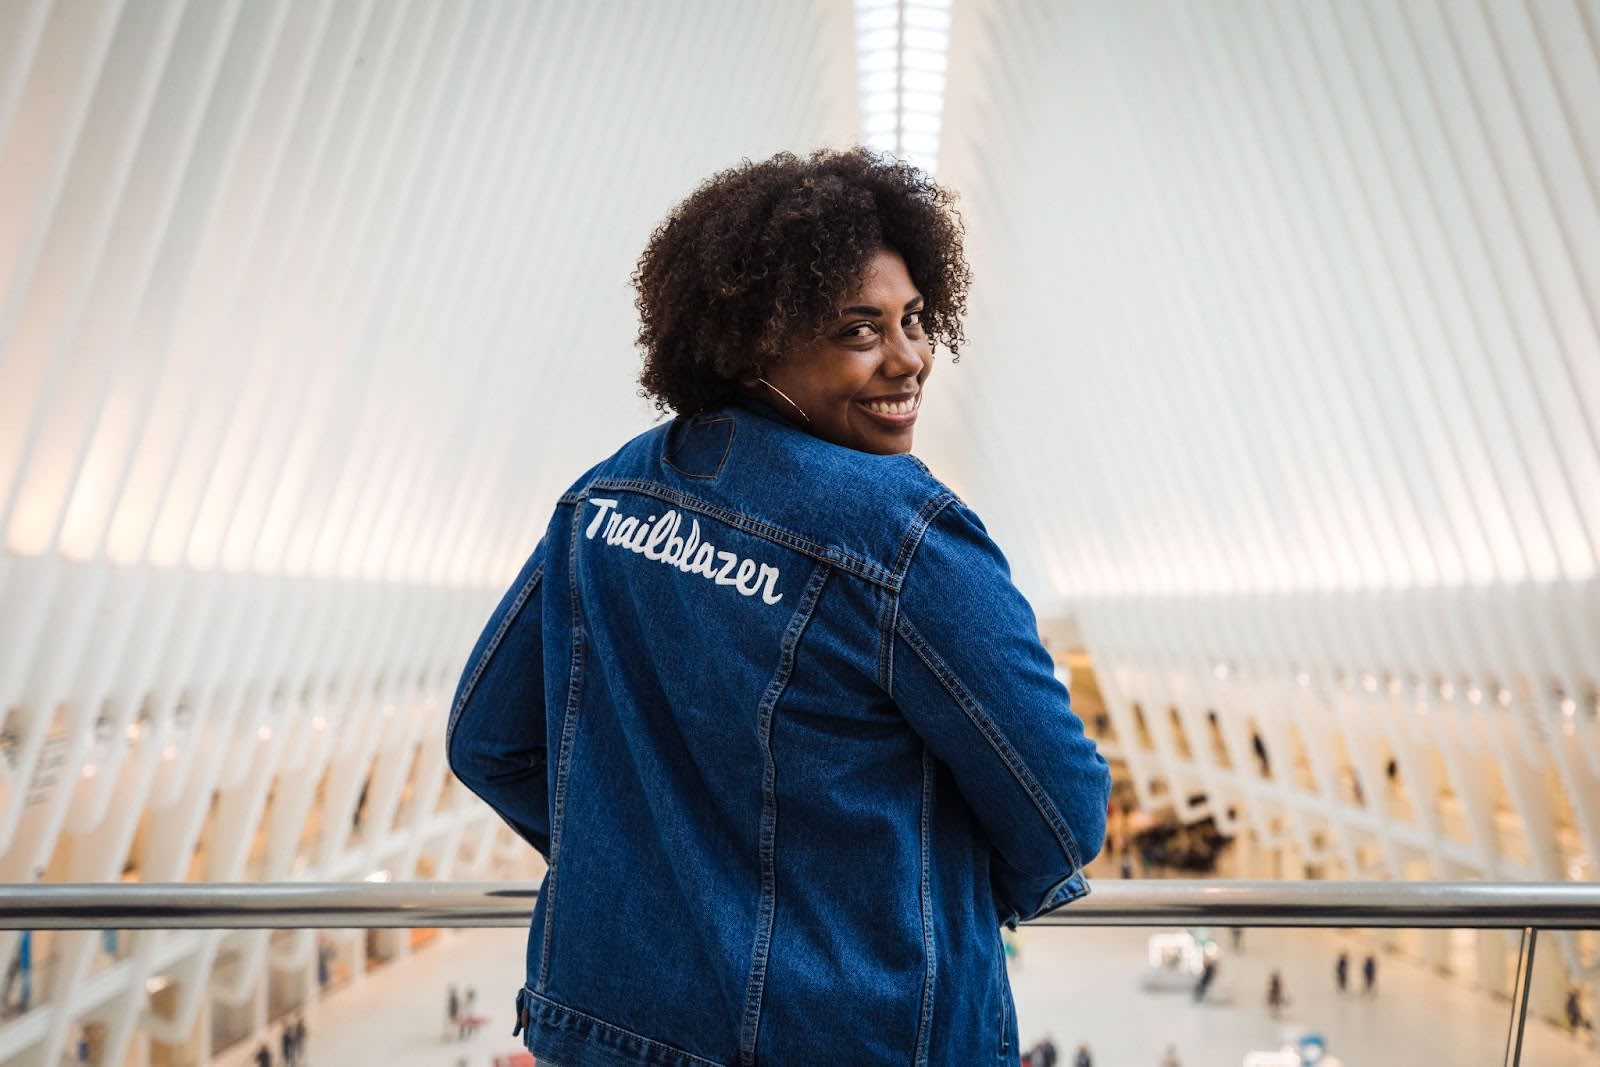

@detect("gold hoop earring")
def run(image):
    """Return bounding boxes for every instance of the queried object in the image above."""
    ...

[756,377,811,425]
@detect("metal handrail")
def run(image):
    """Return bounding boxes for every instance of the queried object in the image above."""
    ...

[2,880,1598,930]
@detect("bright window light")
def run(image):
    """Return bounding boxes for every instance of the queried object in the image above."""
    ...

[904,27,948,51]
[855,0,952,174]
[863,70,898,93]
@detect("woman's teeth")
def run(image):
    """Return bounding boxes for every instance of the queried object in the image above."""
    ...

[861,396,918,415]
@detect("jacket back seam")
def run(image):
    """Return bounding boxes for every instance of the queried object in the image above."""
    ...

[539,504,588,991]
[738,562,832,1067]
[913,747,936,1067]
[895,612,1085,872]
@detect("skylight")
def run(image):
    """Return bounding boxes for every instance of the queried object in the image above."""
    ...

[855,0,952,175]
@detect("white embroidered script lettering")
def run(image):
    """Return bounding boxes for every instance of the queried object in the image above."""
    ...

[584,500,784,605]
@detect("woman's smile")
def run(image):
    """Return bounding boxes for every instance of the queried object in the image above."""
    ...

[855,391,920,427]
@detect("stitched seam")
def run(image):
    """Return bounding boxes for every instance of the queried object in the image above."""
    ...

[595,478,893,585]
[991,940,1004,1055]
[876,586,896,693]
[662,414,736,480]
[880,494,950,691]
[890,492,956,583]
[587,478,898,588]
[1038,872,1090,913]
[913,748,936,1067]
[522,987,730,1067]
[539,505,588,991]
[444,559,543,755]
[739,562,830,1067]
[896,613,1084,871]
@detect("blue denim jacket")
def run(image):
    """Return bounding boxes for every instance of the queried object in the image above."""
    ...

[447,402,1110,1066]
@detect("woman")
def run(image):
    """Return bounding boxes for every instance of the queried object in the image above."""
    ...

[447,149,1109,1066]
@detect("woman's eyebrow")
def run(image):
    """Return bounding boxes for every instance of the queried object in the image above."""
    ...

[838,296,924,317]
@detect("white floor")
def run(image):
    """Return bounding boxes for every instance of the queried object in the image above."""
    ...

[245,924,1596,1067]
[1008,925,1592,1066]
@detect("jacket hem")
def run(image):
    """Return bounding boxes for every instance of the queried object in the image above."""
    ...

[520,987,732,1067]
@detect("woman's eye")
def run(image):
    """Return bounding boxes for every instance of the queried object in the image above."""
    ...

[843,322,877,340]
[903,311,923,329]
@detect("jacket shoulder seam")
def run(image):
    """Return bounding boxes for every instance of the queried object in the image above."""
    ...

[879,491,955,690]
[891,490,958,583]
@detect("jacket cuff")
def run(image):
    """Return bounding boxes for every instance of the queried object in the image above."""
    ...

[1005,871,1091,930]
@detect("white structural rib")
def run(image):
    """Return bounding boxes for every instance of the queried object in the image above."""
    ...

[0,2,857,1064]
[938,0,1600,1025]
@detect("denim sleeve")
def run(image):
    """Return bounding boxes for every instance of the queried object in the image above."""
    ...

[891,501,1110,924]
[446,537,551,857]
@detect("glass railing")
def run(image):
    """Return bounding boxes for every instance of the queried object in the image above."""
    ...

[2,880,1597,1066]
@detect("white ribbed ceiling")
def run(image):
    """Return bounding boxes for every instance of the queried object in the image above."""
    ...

[938,0,1600,605]
[0,0,858,587]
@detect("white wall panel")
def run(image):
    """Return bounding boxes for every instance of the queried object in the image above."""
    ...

[0,2,857,1063]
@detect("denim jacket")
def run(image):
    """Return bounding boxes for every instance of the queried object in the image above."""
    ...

[447,402,1110,1066]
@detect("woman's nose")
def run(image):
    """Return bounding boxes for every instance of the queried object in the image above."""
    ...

[883,331,925,376]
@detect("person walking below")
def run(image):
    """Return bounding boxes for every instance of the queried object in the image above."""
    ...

[1566,987,1589,1035]
[316,939,333,991]
[1335,951,1349,993]
[1362,953,1377,995]
[1073,1044,1093,1067]
[1193,958,1217,1003]
[1023,1037,1059,1067]
[446,984,460,1040]
[252,1041,271,1067]
[1266,970,1287,1018]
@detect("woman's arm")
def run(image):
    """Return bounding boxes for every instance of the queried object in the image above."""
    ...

[890,500,1110,924]
[446,538,552,857]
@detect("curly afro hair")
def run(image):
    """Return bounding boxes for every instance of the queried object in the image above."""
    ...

[634,148,970,417]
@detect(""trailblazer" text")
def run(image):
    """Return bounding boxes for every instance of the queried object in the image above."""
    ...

[584,498,783,605]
